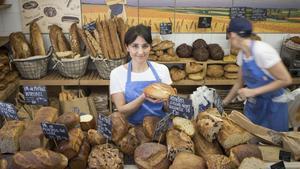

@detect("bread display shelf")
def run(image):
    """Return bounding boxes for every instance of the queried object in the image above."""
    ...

[157,58,236,64]
[0,36,9,47]
[0,79,19,101]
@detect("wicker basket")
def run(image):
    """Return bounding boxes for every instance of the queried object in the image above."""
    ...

[53,55,90,79]
[92,56,127,79]
[12,50,52,79]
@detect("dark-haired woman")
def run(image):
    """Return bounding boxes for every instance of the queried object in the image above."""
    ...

[110,24,172,125]
[223,18,292,131]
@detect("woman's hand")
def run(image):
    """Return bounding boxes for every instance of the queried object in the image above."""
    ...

[238,88,257,99]
[144,93,163,103]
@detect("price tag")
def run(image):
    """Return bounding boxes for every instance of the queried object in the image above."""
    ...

[0,102,18,120]
[198,17,212,28]
[41,122,69,141]
[160,22,172,35]
[271,161,286,169]
[152,113,171,141]
[251,8,267,21]
[279,150,292,162]
[214,92,224,113]
[230,7,247,19]
[83,21,96,31]
[97,114,112,140]
[23,85,48,105]
[169,95,194,119]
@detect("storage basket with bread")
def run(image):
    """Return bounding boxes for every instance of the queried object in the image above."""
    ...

[9,21,52,79]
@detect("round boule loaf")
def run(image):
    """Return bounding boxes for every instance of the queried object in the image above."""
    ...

[176,43,192,58]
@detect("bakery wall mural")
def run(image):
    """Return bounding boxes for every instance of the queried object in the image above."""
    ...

[81,0,300,33]
[20,0,82,33]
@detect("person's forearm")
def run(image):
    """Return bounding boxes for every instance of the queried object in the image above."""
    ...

[253,79,292,96]
[117,94,145,117]
[223,82,243,105]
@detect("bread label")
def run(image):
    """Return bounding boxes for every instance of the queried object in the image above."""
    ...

[271,161,286,169]
[41,122,69,141]
[153,113,171,141]
[0,102,18,120]
[97,114,112,140]
[169,95,194,120]
[160,22,172,35]
[23,85,48,105]
[279,150,292,162]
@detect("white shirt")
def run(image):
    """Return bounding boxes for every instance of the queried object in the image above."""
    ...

[110,61,172,95]
[237,40,281,79]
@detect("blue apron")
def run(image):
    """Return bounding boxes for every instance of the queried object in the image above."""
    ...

[125,61,165,125]
[242,41,288,132]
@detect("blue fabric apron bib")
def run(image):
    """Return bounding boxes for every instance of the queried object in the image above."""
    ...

[125,61,165,125]
[242,41,288,132]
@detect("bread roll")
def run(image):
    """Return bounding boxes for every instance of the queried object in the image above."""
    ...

[134,142,170,169]
[56,112,80,130]
[224,64,239,73]
[156,50,164,56]
[116,127,140,155]
[173,117,195,137]
[238,157,265,169]
[185,62,204,74]
[111,112,129,142]
[205,154,237,169]
[169,152,206,169]
[30,21,46,56]
[149,54,158,61]
[0,120,25,153]
[229,144,262,166]
[207,65,224,78]
[170,67,186,81]
[152,40,175,51]
[176,43,192,58]
[144,83,176,100]
[80,114,96,131]
[9,32,32,59]
[69,23,81,55]
[87,129,106,146]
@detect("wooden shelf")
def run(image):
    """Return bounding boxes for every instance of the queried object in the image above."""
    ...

[157,58,236,64]
[19,71,109,86]
[0,79,19,101]
[0,4,11,10]
[0,36,9,47]
[173,79,205,86]
[205,78,236,85]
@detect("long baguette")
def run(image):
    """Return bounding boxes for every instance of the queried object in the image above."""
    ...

[30,21,46,56]
[77,28,96,57]
[96,19,109,59]
[69,23,81,55]
[108,19,121,59]
[48,25,60,52]
[101,20,115,59]
[115,17,127,57]
[85,30,102,56]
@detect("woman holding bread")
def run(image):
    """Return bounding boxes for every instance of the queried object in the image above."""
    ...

[110,24,172,125]
[223,18,292,132]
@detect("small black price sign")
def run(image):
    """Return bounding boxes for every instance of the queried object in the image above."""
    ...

[97,114,112,140]
[251,8,267,21]
[152,113,171,141]
[0,102,18,120]
[198,17,212,28]
[23,85,48,105]
[41,122,69,141]
[271,161,286,169]
[169,95,194,120]
[279,150,292,162]
[230,7,247,19]
[160,22,172,35]
[214,92,224,114]
[83,21,96,31]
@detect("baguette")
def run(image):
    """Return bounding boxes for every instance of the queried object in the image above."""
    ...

[101,20,115,59]
[57,29,70,52]
[9,32,32,59]
[115,17,127,56]
[77,28,96,57]
[108,19,122,59]
[85,30,103,56]
[49,25,60,52]
[30,21,46,56]
[69,23,81,55]
[96,19,109,59]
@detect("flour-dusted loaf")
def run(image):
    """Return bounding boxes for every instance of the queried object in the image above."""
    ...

[170,67,186,82]
[56,112,80,130]
[144,83,176,101]
[69,139,91,169]
[238,157,265,169]
[217,118,253,149]
[134,142,170,169]
[229,144,262,166]
[173,117,195,137]
[0,120,25,153]
[56,128,84,159]
[206,154,237,169]
[33,106,58,123]
[166,129,194,161]
[11,148,68,169]
[116,127,140,155]
[87,129,106,146]
[169,152,206,169]
[207,65,224,78]
[111,112,129,143]
[185,62,204,74]
[69,23,81,55]
[80,114,96,131]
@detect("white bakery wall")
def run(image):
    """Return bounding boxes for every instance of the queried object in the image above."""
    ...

[0,0,298,54]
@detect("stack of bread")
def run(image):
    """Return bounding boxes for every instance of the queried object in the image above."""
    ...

[206,64,225,78]
[185,62,205,81]
[0,50,18,91]
[192,39,209,61]
[149,39,178,61]
[224,64,239,79]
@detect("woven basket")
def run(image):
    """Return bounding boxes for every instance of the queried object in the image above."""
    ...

[53,55,90,79]
[12,50,52,79]
[92,56,127,79]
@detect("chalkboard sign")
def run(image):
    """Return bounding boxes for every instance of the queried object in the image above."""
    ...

[41,122,69,141]
[230,7,246,19]
[152,113,171,141]
[83,21,96,31]
[214,92,224,114]
[23,85,48,105]
[279,150,292,162]
[198,17,212,28]
[0,102,18,120]
[160,23,172,35]
[271,161,286,169]
[169,95,194,120]
[97,114,112,140]
[251,8,267,21]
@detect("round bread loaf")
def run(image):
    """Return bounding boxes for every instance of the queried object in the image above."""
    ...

[170,67,186,81]
[169,152,206,169]
[176,43,192,58]
[111,112,129,143]
[185,62,204,74]
[208,44,224,60]
[229,144,262,166]
[188,72,205,81]
[134,143,170,169]
[116,127,140,155]
[207,65,224,78]
[192,47,209,61]
[206,154,237,169]
[144,83,176,100]
[224,72,238,79]
[224,64,239,73]
[192,39,208,49]
[238,157,265,169]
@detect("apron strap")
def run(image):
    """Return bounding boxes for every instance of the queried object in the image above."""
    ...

[126,61,133,83]
[126,61,161,83]
[148,61,161,82]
